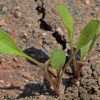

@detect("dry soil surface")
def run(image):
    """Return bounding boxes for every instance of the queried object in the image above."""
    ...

[0,0,100,100]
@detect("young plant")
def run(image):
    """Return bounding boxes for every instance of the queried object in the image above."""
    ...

[57,5,100,83]
[0,4,100,95]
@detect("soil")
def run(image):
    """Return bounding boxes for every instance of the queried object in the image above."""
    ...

[0,0,100,100]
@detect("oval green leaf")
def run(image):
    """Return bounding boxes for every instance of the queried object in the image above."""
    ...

[81,22,100,60]
[76,20,100,51]
[58,4,74,41]
[50,48,66,70]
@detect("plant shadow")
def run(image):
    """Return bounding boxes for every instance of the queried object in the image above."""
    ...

[16,79,56,99]
[24,47,49,64]
[62,77,75,91]
[0,81,56,99]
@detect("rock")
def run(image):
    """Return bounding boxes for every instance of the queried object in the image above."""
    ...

[0,4,8,13]
[85,0,90,5]
[91,4,99,12]
[0,19,6,26]
[20,85,25,90]
[65,66,73,74]
[95,64,100,76]
[95,0,100,6]
[56,27,64,35]
[92,71,97,78]
[43,46,51,53]
[97,78,100,86]
[14,11,22,18]
[1,26,12,33]
[42,32,47,36]
[80,78,86,88]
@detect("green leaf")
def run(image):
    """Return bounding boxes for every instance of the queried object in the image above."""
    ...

[76,20,100,51]
[88,35,97,52]
[50,48,66,70]
[0,29,22,55]
[96,21,100,35]
[81,41,93,60]
[58,4,74,41]
[0,29,41,66]
[78,20,100,60]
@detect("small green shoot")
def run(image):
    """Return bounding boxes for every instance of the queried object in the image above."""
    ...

[58,5,100,83]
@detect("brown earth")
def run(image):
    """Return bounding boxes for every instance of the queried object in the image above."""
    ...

[0,0,100,100]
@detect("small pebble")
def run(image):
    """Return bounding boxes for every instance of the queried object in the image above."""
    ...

[14,6,20,10]
[76,80,80,87]
[95,64,100,76]
[0,80,4,83]
[20,85,25,90]
[0,4,8,13]
[2,26,12,33]
[14,11,22,18]
[0,19,6,26]
[92,71,97,78]
[95,0,100,6]
[24,33,28,37]
[44,46,51,53]
[56,27,64,35]
[85,0,90,5]
[22,38,27,42]
[97,78,100,86]
[42,32,47,36]
[66,66,73,74]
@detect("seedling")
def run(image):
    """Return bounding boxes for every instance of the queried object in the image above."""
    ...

[0,4,100,95]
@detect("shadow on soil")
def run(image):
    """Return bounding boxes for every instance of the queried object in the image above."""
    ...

[0,78,75,99]
[0,81,56,99]
[62,77,76,91]
[0,45,75,99]
[36,0,53,31]
[24,47,49,64]
[52,31,67,50]
[16,80,56,99]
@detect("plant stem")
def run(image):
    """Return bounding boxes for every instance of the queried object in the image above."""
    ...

[59,50,78,84]
[21,52,43,67]
[44,67,59,94]
[70,40,77,77]
[74,61,84,80]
